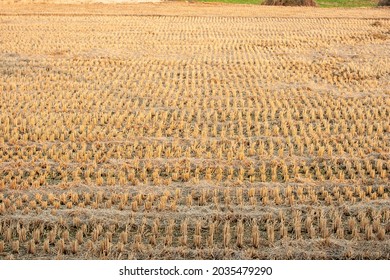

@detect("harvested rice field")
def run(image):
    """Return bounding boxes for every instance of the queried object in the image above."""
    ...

[0,2,389,260]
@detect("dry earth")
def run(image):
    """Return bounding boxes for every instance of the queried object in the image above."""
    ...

[4,0,162,4]
[0,2,389,17]
[0,2,389,260]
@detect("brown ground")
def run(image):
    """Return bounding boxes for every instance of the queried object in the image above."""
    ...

[0,2,389,18]
[0,3,389,260]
